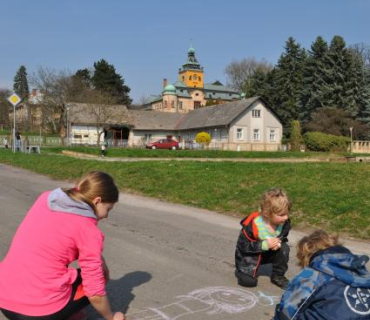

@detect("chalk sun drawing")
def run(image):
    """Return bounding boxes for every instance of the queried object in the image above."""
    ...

[126,286,279,320]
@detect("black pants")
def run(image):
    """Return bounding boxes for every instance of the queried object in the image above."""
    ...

[236,242,290,287]
[0,270,89,320]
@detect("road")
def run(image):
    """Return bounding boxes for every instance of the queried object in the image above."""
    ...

[0,164,369,320]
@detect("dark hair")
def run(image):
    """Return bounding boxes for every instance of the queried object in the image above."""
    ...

[64,171,119,213]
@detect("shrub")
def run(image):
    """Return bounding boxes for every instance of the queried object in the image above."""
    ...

[303,131,350,152]
[290,120,303,151]
[195,132,211,145]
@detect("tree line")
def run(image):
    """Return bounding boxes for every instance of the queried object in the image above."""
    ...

[225,36,370,139]
[0,59,131,139]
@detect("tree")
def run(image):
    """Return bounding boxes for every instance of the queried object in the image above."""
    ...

[13,65,30,101]
[320,36,357,114]
[30,67,79,138]
[0,89,11,128]
[224,57,273,92]
[92,59,132,105]
[76,90,118,144]
[300,36,328,121]
[273,37,307,134]
[289,120,303,151]
[305,107,369,139]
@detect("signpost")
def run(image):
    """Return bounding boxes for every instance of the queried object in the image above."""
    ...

[7,93,22,153]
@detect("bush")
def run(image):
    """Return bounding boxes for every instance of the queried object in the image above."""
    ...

[290,120,303,151]
[303,131,350,152]
[195,132,211,145]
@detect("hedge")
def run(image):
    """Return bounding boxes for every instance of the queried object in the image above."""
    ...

[303,131,350,152]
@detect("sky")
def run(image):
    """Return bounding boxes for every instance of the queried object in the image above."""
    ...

[1,0,369,103]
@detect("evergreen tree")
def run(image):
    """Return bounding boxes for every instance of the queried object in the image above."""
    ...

[273,37,306,134]
[352,50,370,137]
[290,120,303,151]
[92,59,132,105]
[321,36,356,113]
[13,65,29,101]
[74,68,93,87]
[300,36,328,121]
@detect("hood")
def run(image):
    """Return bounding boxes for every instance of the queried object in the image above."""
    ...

[310,246,370,288]
[48,188,97,220]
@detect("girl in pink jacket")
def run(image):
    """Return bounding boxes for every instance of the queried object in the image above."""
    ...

[0,171,125,320]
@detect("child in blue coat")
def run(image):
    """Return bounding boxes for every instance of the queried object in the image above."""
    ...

[274,230,370,320]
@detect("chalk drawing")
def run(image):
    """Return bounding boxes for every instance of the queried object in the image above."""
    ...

[126,286,279,320]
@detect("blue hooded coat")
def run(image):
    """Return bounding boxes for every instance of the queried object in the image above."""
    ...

[274,246,370,320]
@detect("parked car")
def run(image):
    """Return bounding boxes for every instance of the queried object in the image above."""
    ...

[146,138,179,150]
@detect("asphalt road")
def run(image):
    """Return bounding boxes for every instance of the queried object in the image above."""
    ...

[0,164,369,320]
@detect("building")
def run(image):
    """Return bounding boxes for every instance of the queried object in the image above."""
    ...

[145,46,241,113]
[69,97,283,151]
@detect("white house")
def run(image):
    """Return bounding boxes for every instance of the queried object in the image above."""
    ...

[68,97,283,151]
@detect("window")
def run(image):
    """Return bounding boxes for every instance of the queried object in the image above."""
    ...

[182,76,185,81]
[179,101,183,109]
[270,129,277,142]
[236,128,243,140]
[195,93,199,96]
[252,109,261,118]
[73,134,82,139]
[164,101,167,108]
[171,101,175,108]
[253,129,260,141]
[189,76,192,80]
[198,76,201,81]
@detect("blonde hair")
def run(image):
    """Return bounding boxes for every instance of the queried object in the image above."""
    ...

[64,171,119,213]
[296,230,340,268]
[260,188,292,219]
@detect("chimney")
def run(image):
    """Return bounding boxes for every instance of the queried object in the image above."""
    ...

[163,78,168,88]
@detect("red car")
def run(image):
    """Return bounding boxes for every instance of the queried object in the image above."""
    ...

[146,138,179,150]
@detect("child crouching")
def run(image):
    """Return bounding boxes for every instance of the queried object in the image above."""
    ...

[235,188,291,289]
[274,230,370,319]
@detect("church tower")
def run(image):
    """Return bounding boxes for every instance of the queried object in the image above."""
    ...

[178,46,204,89]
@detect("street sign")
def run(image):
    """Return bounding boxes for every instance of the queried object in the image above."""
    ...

[7,93,22,106]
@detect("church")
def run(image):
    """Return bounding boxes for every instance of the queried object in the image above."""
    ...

[145,46,241,113]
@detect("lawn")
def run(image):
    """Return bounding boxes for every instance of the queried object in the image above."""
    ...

[1,149,369,239]
[43,146,345,159]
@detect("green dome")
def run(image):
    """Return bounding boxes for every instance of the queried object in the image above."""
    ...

[188,46,195,54]
[163,84,176,94]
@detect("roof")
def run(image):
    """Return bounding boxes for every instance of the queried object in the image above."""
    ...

[129,110,184,130]
[176,97,261,130]
[68,103,133,126]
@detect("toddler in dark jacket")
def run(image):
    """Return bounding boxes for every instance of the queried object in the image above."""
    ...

[274,230,370,320]
[235,188,292,289]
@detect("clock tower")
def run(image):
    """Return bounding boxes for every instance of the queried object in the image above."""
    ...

[178,46,204,89]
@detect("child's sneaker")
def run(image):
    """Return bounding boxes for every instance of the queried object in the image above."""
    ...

[271,275,289,290]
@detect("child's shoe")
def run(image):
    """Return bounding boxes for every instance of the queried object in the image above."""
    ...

[271,275,289,290]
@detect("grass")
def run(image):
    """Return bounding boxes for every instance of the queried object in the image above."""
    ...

[1,148,369,239]
[42,146,347,159]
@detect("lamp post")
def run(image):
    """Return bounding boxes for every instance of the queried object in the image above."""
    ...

[66,104,70,147]
[214,128,217,150]
[349,126,353,155]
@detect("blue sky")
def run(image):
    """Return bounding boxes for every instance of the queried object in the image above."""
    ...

[1,0,369,103]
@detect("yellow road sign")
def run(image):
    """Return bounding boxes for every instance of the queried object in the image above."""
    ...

[7,93,22,106]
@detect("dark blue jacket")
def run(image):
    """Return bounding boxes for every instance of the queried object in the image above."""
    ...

[274,246,370,320]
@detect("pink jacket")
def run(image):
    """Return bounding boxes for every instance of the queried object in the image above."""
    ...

[0,189,106,316]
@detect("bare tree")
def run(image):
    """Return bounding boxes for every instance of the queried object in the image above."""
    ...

[30,67,77,138]
[76,90,118,145]
[0,89,11,129]
[224,57,273,92]
[350,42,370,66]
